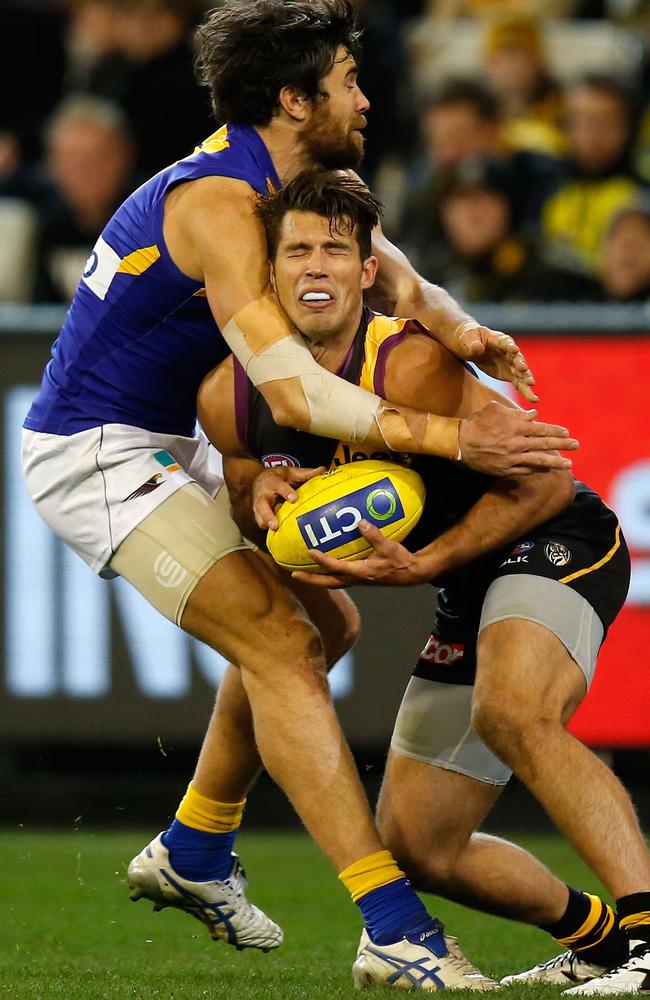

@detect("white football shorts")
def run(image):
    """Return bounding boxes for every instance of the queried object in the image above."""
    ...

[22,423,232,579]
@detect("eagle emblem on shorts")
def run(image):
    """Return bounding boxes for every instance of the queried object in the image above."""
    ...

[544,541,571,567]
[122,472,164,502]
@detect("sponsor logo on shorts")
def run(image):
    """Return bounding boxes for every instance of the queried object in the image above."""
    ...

[153,552,187,590]
[297,477,404,553]
[511,540,535,556]
[261,453,300,469]
[419,634,464,666]
[545,541,572,567]
[122,472,163,502]
[154,450,182,473]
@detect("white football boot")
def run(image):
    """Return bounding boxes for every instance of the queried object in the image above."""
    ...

[126,833,283,951]
[352,919,500,991]
[501,951,609,986]
[563,942,650,996]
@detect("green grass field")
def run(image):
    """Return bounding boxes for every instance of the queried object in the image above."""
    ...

[0,828,609,999]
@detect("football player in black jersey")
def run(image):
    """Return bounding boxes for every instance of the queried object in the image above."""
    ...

[198,169,650,995]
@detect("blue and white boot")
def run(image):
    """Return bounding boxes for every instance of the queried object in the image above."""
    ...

[352,918,500,990]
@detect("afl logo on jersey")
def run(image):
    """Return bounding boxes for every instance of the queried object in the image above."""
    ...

[511,540,535,556]
[262,453,300,469]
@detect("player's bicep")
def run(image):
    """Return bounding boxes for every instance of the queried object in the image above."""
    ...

[384,333,520,419]
[185,178,272,328]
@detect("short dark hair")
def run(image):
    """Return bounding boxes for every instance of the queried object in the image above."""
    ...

[570,73,634,110]
[422,77,501,124]
[257,168,382,261]
[195,0,362,126]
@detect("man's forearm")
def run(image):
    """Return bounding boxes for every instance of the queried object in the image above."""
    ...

[392,276,475,353]
[414,472,575,582]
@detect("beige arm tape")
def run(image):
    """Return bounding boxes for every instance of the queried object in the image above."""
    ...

[222,298,462,458]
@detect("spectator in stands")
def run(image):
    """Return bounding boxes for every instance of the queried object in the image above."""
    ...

[541,74,645,275]
[352,0,416,187]
[431,160,600,303]
[0,2,66,203]
[33,97,136,304]
[74,0,211,175]
[483,14,565,155]
[63,0,124,93]
[599,203,650,302]
[424,0,597,18]
[397,77,560,270]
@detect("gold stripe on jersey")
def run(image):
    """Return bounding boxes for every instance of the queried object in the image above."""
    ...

[358,315,410,398]
[560,524,621,584]
[330,315,410,468]
[194,124,230,155]
[117,245,161,276]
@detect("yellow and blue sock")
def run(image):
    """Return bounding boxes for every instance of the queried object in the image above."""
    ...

[541,887,628,967]
[339,850,436,945]
[161,784,246,882]
[617,892,650,947]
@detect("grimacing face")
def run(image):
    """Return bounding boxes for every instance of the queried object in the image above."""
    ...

[271,209,377,344]
[303,47,370,169]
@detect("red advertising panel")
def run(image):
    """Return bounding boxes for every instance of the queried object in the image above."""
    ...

[518,336,650,746]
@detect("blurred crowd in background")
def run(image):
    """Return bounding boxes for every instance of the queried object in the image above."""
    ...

[1,0,649,308]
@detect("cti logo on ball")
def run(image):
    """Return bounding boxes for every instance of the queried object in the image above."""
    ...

[297,477,404,553]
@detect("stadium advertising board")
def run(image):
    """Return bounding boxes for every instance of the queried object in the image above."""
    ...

[0,332,648,748]
[517,336,650,747]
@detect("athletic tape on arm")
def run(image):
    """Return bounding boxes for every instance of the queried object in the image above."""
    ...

[222,299,462,457]
[222,309,380,443]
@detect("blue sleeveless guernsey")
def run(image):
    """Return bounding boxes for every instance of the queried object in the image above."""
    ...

[25,125,280,438]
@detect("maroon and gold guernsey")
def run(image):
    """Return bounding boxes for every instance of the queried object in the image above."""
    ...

[235,306,628,685]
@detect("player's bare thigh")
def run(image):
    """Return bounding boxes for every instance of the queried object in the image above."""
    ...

[474,619,588,739]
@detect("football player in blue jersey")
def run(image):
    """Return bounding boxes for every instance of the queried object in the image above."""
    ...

[22,0,578,984]
[204,168,646,995]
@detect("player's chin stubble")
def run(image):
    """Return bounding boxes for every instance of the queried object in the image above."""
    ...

[305,114,364,169]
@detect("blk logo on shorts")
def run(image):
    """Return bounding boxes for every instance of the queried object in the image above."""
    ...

[545,541,572,567]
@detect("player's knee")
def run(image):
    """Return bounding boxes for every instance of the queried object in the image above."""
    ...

[256,611,326,678]
[471,693,526,761]
[471,694,557,769]
[382,825,457,891]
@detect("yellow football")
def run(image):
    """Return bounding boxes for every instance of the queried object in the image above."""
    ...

[267,459,426,572]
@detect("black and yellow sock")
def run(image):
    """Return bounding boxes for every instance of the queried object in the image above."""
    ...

[617,892,650,946]
[541,887,628,967]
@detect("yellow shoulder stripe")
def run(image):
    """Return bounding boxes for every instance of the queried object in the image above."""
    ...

[360,316,410,396]
[117,245,161,276]
[194,124,230,155]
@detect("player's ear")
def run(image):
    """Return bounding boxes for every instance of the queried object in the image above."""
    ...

[269,262,277,292]
[278,86,311,123]
[361,255,379,291]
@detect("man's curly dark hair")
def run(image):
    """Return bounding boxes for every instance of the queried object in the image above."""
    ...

[195,0,362,126]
